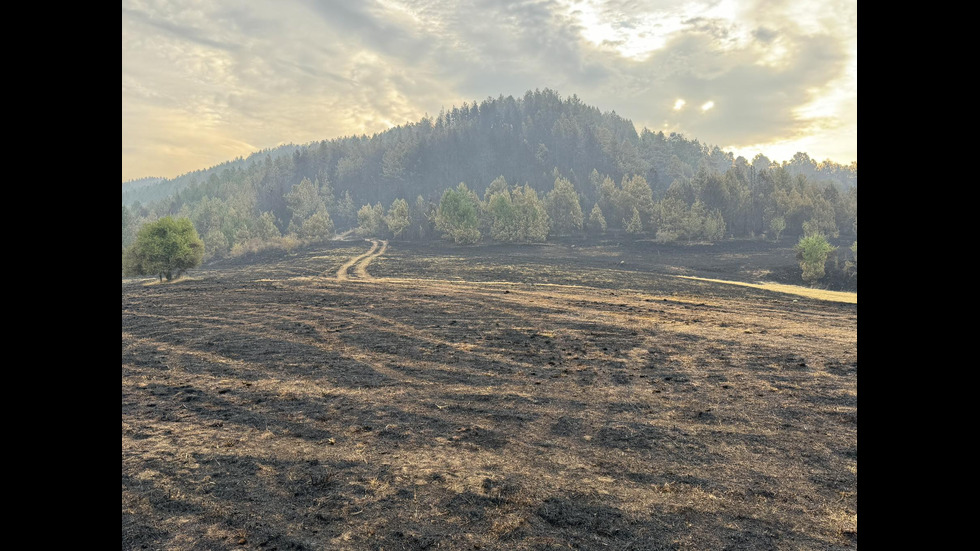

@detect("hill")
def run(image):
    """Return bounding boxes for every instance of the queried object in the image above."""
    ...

[122,89,855,210]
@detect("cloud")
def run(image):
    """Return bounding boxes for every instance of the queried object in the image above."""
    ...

[122,0,856,180]
[752,26,777,43]
[623,29,848,144]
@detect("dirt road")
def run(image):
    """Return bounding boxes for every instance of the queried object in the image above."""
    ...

[335,239,387,280]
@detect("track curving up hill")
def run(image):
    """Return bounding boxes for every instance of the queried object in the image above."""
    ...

[334,239,387,281]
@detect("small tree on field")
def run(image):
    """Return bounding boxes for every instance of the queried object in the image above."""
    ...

[796,234,836,285]
[123,216,204,282]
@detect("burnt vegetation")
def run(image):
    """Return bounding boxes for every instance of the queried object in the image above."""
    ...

[123,239,856,550]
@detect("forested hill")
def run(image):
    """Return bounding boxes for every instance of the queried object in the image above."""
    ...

[122,144,303,207]
[121,88,855,211]
[123,89,857,285]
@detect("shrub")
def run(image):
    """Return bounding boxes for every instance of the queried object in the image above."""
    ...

[123,217,204,282]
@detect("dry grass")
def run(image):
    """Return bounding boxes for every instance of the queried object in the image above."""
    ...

[677,275,857,303]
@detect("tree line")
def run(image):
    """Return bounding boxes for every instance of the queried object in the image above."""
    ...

[123,164,855,252]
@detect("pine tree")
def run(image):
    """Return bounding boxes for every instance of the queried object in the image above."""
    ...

[436,183,481,244]
[386,198,411,238]
[588,203,607,234]
[546,175,584,235]
[625,207,643,235]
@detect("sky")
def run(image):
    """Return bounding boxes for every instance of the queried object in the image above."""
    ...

[122,0,857,182]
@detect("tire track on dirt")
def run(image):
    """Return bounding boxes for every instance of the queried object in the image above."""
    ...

[335,239,378,280]
[335,239,388,280]
[353,239,387,279]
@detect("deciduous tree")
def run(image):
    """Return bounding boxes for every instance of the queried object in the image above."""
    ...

[769,216,786,241]
[123,217,204,282]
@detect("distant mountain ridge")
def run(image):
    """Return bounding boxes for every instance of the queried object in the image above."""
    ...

[122,144,303,207]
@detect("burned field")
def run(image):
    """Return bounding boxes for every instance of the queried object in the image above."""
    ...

[122,239,857,550]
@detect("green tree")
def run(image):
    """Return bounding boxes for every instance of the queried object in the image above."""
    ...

[285,177,321,218]
[588,203,607,234]
[297,207,335,242]
[844,241,857,279]
[412,195,437,240]
[385,198,411,238]
[253,211,281,241]
[620,175,655,232]
[514,185,550,242]
[655,197,686,242]
[796,234,836,285]
[356,203,386,237]
[334,190,356,230]
[317,174,337,214]
[489,184,549,243]
[202,227,230,259]
[122,205,137,249]
[487,191,519,242]
[190,196,230,260]
[123,217,204,282]
[701,205,726,241]
[484,175,510,202]
[545,175,584,235]
[595,174,619,227]
[436,183,481,244]
[625,206,643,235]
[769,216,786,240]
[286,177,328,238]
